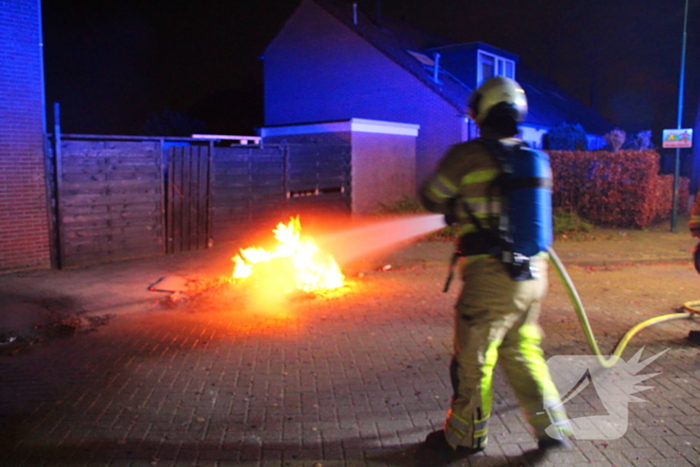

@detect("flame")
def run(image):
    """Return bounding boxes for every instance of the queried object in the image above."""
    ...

[232,217,344,293]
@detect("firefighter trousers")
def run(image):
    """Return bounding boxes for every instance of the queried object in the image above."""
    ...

[444,255,570,450]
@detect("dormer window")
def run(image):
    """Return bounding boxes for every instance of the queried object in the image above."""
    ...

[478,51,515,84]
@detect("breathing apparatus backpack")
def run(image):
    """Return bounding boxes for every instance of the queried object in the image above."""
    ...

[443,139,553,291]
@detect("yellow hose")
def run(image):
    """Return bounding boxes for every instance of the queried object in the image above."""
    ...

[547,247,697,368]
[684,300,700,313]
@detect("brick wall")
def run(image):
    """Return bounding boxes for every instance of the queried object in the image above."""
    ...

[0,0,51,272]
[264,0,463,189]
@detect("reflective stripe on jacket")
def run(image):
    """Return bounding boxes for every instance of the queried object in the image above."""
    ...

[420,139,507,238]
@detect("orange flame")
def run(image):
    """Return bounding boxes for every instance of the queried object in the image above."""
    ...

[232,217,344,293]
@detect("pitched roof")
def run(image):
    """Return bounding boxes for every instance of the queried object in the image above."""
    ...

[305,0,611,134]
[305,0,469,113]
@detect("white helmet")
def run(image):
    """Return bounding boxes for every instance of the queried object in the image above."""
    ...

[468,76,528,124]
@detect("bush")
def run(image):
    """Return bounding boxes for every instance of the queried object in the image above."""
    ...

[553,208,593,236]
[548,149,689,228]
[375,195,425,214]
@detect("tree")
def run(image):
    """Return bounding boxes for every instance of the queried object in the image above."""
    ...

[187,80,264,136]
[543,123,588,150]
[603,128,626,152]
[632,130,654,150]
[141,109,206,137]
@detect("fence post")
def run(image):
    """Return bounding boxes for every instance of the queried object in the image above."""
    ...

[207,140,214,248]
[53,102,65,268]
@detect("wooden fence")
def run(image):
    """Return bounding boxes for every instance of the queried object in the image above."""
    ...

[54,139,165,268]
[166,145,211,253]
[211,145,287,243]
[211,143,351,243]
[48,136,351,268]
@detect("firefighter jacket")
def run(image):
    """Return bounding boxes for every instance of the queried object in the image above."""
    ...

[420,136,523,258]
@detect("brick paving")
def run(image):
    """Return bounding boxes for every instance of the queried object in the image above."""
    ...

[2,239,700,466]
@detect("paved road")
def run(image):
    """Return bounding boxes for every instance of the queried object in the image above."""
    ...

[0,241,700,467]
[1,238,700,466]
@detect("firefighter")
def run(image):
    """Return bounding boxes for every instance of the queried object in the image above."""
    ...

[419,76,572,453]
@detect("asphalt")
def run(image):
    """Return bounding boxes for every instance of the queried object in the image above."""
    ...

[1,220,700,467]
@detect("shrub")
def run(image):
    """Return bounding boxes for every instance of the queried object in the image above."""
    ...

[548,149,689,228]
[375,195,425,214]
[553,208,593,235]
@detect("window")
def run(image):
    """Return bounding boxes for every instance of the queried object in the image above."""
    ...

[477,51,515,85]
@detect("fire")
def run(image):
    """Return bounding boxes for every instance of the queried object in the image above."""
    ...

[232,217,344,293]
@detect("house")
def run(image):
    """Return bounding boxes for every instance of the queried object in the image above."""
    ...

[262,0,612,194]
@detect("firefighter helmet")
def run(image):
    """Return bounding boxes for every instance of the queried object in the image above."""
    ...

[468,76,528,124]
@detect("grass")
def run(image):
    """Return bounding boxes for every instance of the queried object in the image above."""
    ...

[552,209,596,240]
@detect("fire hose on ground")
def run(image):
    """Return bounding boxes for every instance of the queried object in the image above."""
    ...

[547,247,700,368]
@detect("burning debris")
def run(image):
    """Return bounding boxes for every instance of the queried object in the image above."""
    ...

[231,217,345,294]
[146,214,445,314]
[144,217,347,317]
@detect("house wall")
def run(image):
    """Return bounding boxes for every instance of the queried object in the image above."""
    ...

[264,0,462,188]
[0,0,51,273]
[351,132,415,214]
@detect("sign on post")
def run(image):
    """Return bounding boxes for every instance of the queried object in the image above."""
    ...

[662,129,693,148]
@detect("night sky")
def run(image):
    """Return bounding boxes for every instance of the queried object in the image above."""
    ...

[41,0,700,144]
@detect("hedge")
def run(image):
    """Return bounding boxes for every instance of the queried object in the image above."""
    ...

[547,150,689,228]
